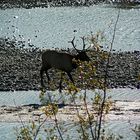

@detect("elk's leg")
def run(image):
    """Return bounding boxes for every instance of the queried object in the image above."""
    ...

[45,69,50,84]
[59,72,63,93]
[67,72,74,84]
[40,66,45,87]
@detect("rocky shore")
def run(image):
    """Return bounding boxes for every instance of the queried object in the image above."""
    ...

[0,38,140,91]
[0,0,104,9]
[0,0,139,9]
[0,100,140,122]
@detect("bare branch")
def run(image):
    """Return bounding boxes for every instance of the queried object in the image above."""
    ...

[96,9,121,140]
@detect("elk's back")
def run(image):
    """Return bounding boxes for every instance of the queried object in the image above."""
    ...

[42,50,74,72]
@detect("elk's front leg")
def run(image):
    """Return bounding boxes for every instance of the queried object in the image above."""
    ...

[67,72,74,84]
[40,66,45,87]
[45,69,50,84]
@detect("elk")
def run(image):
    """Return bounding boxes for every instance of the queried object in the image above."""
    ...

[40,37,90,89]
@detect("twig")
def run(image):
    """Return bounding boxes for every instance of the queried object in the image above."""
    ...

[71,92,87,139]
[96,9,120,140]
[33,117,47,140]
[13,100,30,140]
[83,89,95,140]
[47,91,64,140]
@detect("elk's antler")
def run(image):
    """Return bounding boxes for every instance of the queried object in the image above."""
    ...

[68,36,79,53]
[80,36,86,50]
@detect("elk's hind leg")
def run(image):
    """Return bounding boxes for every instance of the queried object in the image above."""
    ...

[40,66,45,88]
[40,66,51,88]
[59,72,64,93]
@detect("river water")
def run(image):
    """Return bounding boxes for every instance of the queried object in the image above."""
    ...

[0,4,140,51]
[0,88,140,106]
[0,4,140,140]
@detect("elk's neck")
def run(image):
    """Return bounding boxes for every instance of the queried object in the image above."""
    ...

[72,55,79,69]
[73,54,80,60]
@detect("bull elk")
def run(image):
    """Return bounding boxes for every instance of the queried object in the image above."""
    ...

[40,37,90,89]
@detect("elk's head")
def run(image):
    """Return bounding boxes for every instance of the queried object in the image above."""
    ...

[76,50,90,61]
[69,36,90,62]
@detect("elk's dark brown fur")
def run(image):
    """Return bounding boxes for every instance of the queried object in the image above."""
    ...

[40,37,90,88]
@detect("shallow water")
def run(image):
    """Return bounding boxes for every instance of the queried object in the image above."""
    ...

[0,90,40,106]
[0,88,139,139]
[0,88,140,106]
[0,5,140,51]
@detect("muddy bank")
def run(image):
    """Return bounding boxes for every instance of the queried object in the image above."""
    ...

[0,38,140,91]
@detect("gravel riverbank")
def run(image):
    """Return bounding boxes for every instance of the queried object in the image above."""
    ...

[0,38,140,91]
[0,0,139,9]
[0,0,103,9]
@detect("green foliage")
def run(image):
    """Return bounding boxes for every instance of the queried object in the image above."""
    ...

[16,123,36,140]
[42,103,58,116]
